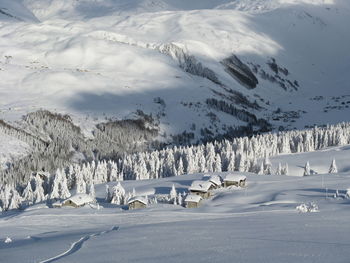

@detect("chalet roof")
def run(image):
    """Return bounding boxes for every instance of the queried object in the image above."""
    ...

[224,174,247,182]
[128,196,148,205]
[184,194,202,203]
[189,180,212,193]
[64,194,94,206]
[209,175,222,186]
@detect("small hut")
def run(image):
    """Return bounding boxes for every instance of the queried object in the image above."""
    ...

[189,180,212,199]
[128,196,148,210]
[223,174,247,187]
[209,175,222,189]
[184,194,202,208]
[61,194,94,208]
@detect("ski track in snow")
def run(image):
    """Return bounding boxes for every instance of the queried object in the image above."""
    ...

[38,226,119,263]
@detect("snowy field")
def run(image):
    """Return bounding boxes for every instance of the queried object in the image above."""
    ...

[2,145,350,262]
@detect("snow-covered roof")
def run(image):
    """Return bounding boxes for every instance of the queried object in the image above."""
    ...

[189,180,213,192]
[184,194,202,203]
[65,194,94,206]
[224,174,247,182]
[209,175,222,186]
[128,196,148,205]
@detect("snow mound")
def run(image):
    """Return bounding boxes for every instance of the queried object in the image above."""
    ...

[4,237,12,243]
[296,202,319,213]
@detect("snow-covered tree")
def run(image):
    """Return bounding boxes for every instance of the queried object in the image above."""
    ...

[170,184,177,204]
[264,156,272,175]
[88,183,96,201]
[275,163,282,175]
[60,171,71,199]
[75,170,86,194]
[303,161,311,176]
[282,163,289,175]
[50,170,61,200]
[110,182,126,205]
[33,175,46,203]
[8,188,22,210]
[214,154,222,172]
[22,180,34,205]
[177,192,183,206]
[329,159,338,174]
[105,185,112,202]
[258,162,264,175]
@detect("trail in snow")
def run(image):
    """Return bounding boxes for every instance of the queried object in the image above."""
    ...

[38,226,119,263]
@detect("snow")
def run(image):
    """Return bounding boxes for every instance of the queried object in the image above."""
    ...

[224,174,247,182]
[184,194,202,203]
[189,180,212,192]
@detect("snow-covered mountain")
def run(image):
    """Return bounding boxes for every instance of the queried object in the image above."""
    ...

[0,0,349,167]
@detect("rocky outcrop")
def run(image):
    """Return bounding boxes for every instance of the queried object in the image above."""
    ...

[221,55,258,89]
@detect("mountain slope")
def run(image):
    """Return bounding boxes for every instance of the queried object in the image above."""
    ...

[0,0,349,145]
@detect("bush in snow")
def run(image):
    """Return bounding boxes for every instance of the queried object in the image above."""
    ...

[296,202,319,213]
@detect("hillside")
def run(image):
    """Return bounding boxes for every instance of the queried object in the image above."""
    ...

[1,144,350,262]
[0,0,349,144]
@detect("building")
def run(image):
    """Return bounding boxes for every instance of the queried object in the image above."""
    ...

[189,180,213,199]
[128,196,148,210]
[61,194,94,208]
[208,175,222,189]
[184,194,202,208]
[223,174,247,187]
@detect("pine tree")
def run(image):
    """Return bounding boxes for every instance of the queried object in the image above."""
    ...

[329,159,338,174]
[177,158,184,176]
[227,152,235,171]
[258,162,264,175]
[8,188,22,210]
[22,180,34,205]
[170,184,177,204]
[303,161,311,176]
[275,163,282,175]
[177,192,183,206]
[76,170,86,194]
[89,183,96,201]
[33,175,46,203]
[105,185,112,202]
[264,156,272,175]
[214,154,222,172]
[110,182,126,205]
[50,170,61,200]
[282,163,289,175]
[60,171,71,199]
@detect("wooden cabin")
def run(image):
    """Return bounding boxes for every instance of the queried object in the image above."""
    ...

[128,196,148,210]
[189,180,213,199]
[208,175,222,189]
[62,194,94,208]
[223,174,247,187]
[184,194,202,208]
